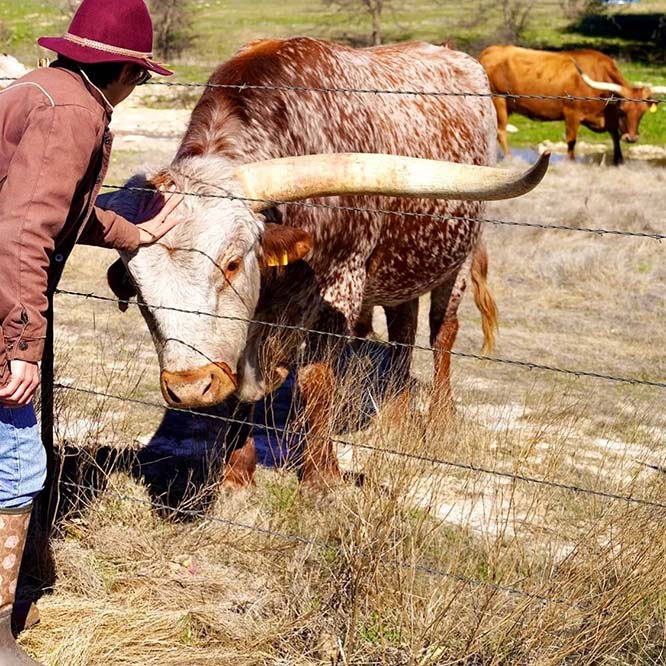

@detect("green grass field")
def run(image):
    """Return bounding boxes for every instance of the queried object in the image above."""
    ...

[4,0,665,149]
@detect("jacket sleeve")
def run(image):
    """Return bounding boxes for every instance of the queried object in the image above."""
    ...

[0,102,101,363]
[78,206,140,251]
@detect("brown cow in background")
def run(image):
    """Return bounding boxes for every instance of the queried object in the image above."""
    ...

[480,45,666,165]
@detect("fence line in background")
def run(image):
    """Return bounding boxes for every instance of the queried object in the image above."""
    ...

[54,382,666,512]
[100,183,666,241]
[54,289,666,391]
[3,75,662,105]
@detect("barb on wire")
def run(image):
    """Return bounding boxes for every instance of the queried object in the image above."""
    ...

[1,76,664,104]
[54,382,666,512]
[101,182,666,242]
[54,288,666,391]
[56,478,569,608]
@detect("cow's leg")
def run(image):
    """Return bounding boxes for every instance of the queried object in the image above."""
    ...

[221,400,257,489]
[563,110,581,161]
[430,242,497,416]
[429,277,462,416]
[384,299,419,389]
[297,361,341,487]
[223,438,257,489]
[610,128,624,166]
[372,299,420,425]
[295,307,347,487]
[353,303,374,339]
[493,96,511,156]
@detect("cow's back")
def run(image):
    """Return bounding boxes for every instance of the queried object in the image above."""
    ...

[178,37,496,314]
[179,37,494,167]
[480,45,629,120]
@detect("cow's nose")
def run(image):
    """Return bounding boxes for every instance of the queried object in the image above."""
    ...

[622,133,638,143]
[160,362,237,407]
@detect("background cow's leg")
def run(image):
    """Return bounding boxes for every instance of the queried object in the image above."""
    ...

[493,96,511,155]
[221,399,257,489]
[563,109,581,161]
[610,128,624,166]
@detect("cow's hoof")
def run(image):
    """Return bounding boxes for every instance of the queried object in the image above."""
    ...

[300,467,343,492]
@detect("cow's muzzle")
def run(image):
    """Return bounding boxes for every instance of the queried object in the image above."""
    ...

[160,362,237,407]
[621,133,638,143]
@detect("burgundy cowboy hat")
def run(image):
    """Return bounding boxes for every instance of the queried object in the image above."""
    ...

[38,0,172,76]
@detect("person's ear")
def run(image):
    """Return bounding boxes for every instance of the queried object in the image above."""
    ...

[119,63,137,85]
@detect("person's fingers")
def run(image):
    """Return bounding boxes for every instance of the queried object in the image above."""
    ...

[0,373,22,399]
[9,382,32,406]
[0,362,40,405]
[1,377,31,406]
[154,192,184,222]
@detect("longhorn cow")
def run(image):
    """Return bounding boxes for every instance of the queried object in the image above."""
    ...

[480,45,666,165]
[101,37,548,486]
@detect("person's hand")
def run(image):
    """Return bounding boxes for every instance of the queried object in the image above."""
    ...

[135,189,185,246]
[0,360,40,407]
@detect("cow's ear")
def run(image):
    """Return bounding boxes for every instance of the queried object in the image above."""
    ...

[107,259,136,313]
[152,170,176,190]
[260,223,312,269]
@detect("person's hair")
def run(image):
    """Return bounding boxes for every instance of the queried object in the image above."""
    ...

[57,56,144,88]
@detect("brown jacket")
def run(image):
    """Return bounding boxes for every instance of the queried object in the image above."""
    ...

[0,62,140,384]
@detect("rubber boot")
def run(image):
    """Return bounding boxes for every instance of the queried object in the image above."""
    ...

[0,506,42,664]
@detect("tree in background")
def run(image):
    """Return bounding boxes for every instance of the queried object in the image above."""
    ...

[323,0,388,46]
[149,0,195,61]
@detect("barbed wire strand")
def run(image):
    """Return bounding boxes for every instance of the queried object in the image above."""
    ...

[54,289,666,391]
[3,75,664,104]
[101,182,666,242]
[54,382,666,511]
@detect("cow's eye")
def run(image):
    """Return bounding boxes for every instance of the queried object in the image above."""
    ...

[223,257,243,283]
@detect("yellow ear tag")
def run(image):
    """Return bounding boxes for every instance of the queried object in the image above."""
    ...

[266,256,279,267]
[650,103,658,113]
[281,251,289,266]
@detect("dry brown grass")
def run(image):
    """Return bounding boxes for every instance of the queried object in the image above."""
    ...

[19,137,666,663]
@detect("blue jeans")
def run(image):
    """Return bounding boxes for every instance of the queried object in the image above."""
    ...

[0,404,46,509]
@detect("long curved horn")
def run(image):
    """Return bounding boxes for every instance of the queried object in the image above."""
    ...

[236,152,550,212]
[571,57,623,95]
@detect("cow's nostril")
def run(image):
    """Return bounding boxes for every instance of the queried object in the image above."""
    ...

[166,385,182,404]
[202,380,213,395]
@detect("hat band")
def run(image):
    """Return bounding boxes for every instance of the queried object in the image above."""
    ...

[62,32,153,61]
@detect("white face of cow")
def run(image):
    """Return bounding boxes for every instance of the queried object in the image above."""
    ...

[106,156,311,408]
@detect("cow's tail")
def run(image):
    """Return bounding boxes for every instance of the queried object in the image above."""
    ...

[471,240,498,355]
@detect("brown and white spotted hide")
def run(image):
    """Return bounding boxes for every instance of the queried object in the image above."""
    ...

[105,37,496,415]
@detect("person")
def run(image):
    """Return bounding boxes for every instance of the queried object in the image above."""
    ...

[0,0,183,662]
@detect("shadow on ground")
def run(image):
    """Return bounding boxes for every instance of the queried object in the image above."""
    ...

[52,339,402,523]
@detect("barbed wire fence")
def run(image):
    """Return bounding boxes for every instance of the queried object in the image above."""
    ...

[6,71,661,612]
